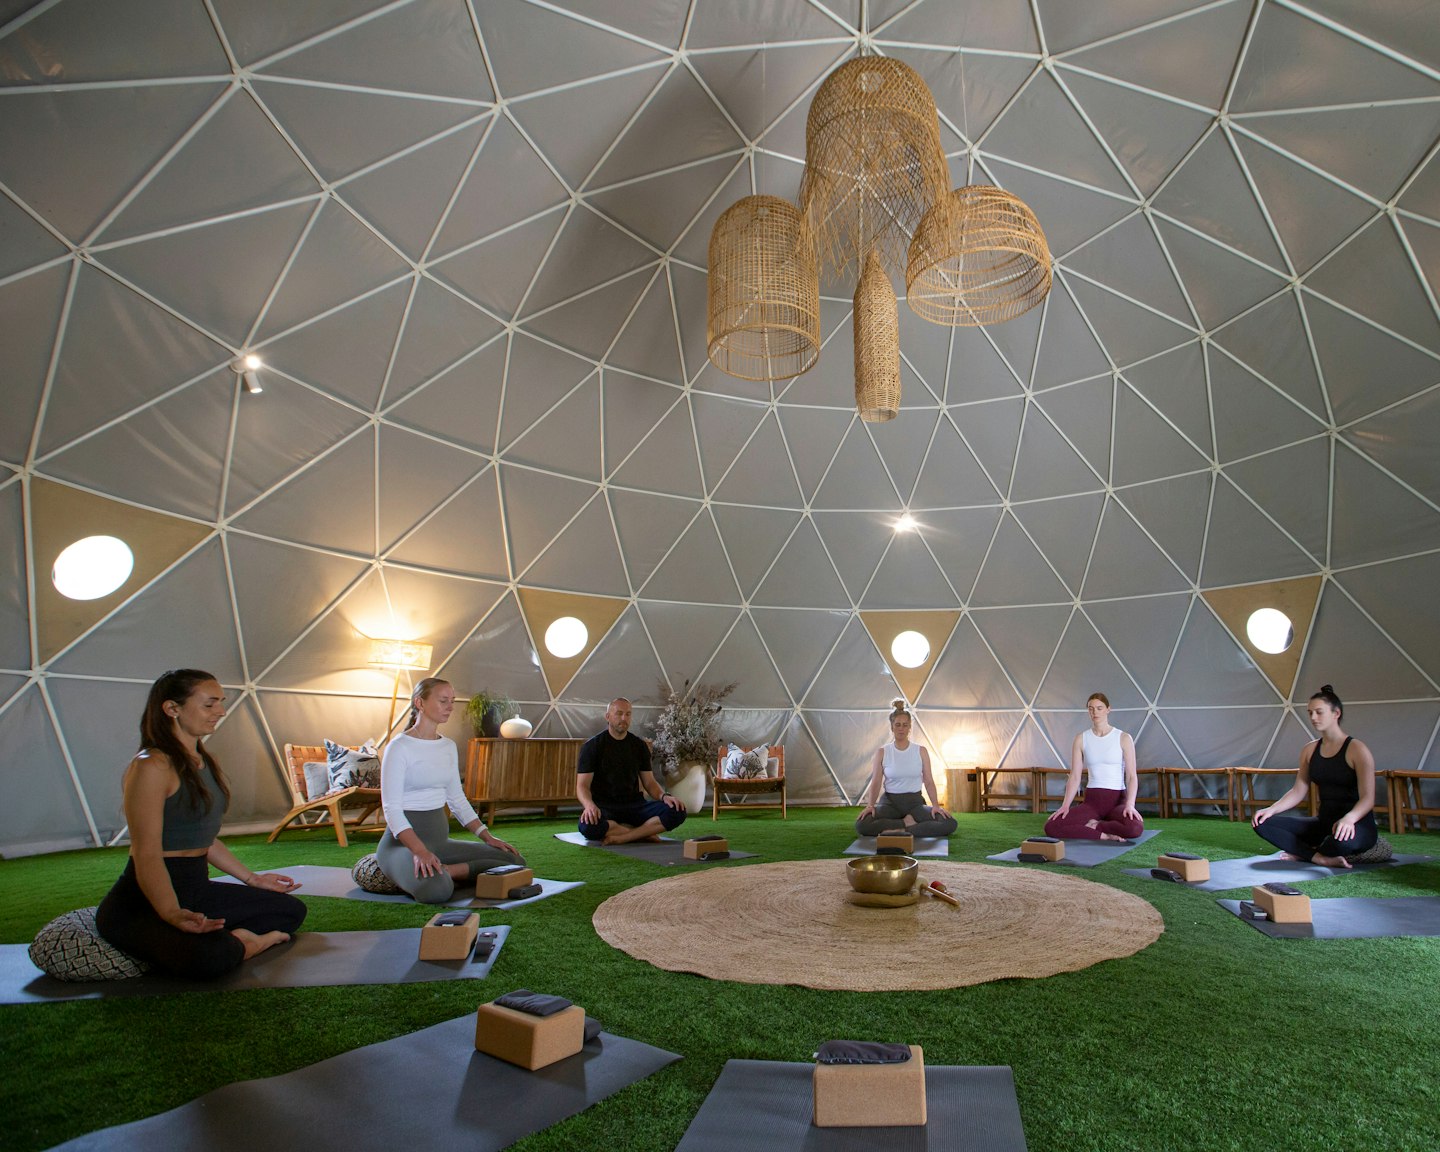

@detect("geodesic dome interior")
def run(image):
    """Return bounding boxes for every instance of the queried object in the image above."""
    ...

[2,0,1439,854]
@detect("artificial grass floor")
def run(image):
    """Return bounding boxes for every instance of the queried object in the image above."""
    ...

[2,809,1439,1152]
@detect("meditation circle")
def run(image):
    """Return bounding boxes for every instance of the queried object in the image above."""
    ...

[594,860,1163,991]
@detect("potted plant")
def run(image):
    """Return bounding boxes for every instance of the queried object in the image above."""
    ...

[650,680,735,811]
[465,689,517,739]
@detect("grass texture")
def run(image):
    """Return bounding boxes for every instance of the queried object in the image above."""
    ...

[2,810,1439,1152]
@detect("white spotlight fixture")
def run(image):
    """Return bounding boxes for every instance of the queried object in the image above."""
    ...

[53,535,134,600]
[1246,608,1294,654]
[891,629,930,668]
[545,616,588,659]
[894,513,918,532]
[231,354,264,394]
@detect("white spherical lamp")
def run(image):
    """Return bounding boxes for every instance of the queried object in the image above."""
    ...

[891,630,930,668]
[1246,608,1294,654]
[545,616,588,658]
[52,535,134,600]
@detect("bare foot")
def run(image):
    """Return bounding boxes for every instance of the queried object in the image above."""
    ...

[1312,852,1352,869]
[1277,852,1304,861]
[643,834,663,843]
[602,823,634,845]
[233,928,290,960]
[1084,819,1099,830]
[1099,832,1126,841]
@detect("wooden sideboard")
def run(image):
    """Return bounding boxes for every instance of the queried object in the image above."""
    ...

[464,737,583,823]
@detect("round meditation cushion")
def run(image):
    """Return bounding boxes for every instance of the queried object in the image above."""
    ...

[29,906,149,982]
[1349,836,1393,864]
[352,853,404,895]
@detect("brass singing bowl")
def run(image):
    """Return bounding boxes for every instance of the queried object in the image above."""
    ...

[846,854,919,895]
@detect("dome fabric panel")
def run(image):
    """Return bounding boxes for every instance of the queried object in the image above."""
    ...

[2,0,1440,852]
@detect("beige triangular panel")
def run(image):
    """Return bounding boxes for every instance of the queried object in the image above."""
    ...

[859,610,963,704]
[516,587,628,697]
[32,478,210,662]
[1201,575,1322,698]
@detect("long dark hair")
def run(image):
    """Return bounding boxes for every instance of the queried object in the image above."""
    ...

[139,669,230,813]
[1310,683,1343,723]
[406,677,451,730]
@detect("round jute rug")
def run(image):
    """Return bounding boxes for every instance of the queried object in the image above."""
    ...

[592,860,1163,991]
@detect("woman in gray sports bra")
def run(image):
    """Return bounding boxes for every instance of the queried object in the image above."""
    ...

[1251,684,1378,866]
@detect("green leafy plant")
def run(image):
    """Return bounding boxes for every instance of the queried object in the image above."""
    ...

[465,689,517,737]
[650,679,734,779]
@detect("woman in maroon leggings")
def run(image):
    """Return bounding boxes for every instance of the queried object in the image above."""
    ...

[1043,692,1143,841]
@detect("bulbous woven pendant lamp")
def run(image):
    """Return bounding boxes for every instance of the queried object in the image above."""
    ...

[799,56,949,279]
[706,194,820,382]
[853,249,901,423]
[906,185,1052,325]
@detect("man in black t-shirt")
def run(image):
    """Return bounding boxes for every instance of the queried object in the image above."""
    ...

[576,698,687,843]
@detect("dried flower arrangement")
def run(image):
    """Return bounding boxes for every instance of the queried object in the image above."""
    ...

[650,679,735,779]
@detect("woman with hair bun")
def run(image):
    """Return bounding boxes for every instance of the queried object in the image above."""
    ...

[95,669,306,978]
[854,699,957,839]
[1043,692,1143,841]
[1252,684,1377,867]
[375,677,525,903]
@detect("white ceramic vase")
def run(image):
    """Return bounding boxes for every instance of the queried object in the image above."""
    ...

[498,716,533,739]
[669,760,708,812]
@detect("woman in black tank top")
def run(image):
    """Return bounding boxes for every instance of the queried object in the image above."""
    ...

[1251,684,1378,866]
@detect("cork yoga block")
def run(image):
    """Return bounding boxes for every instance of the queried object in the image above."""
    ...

[813,1045,926,1128]
[474,1002,586,1070]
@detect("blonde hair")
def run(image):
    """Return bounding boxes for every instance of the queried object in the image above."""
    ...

[406,677,450,730]
[889,698,911,723]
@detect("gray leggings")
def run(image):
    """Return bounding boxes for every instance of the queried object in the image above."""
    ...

[376,808,526,904]
[855,790,958,839]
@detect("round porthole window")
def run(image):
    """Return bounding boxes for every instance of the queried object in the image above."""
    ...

[545,616,588,658]
[891,630,930,668]
[52,536,134,600]
[1246,608,1294,654]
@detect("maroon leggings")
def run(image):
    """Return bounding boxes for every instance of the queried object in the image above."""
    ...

[1043,787,1143,840]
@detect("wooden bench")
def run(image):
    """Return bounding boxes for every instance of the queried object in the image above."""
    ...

[465,738,584,824]
[1388,769,1440,833]
[1159,767,1234,820]
[985,766,1167,817]
[1230,766,1318,824]
[268,744,384,847]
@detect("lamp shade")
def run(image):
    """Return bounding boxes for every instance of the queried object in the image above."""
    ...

[853,249,901,423]
[906,185,1052,326]
[368,638,433,670]
[799,56,949,278]
[706,194,820,382]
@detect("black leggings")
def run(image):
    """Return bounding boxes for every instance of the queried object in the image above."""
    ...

[1255,812,1378,860]
[95,857,307,979]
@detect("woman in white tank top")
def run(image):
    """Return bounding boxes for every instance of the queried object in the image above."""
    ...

[855,699,958,840]
[1042,691,1143,841]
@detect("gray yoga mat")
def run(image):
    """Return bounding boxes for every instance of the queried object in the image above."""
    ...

[50,1011,681,1151]
[844,837,949,858]
[0,924,509,1005]
[217,865,583,908]
[554,830,757,864]
[1218,895,1440,939]
[988,827,1161,867]
[1121,851,1435,892]
[675,1059,1027,1152]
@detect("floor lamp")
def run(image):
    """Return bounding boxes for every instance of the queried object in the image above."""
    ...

[369,638,434,748]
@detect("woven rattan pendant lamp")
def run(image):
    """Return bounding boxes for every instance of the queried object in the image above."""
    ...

[906,185,1052,325]
[799,56,949,278]
[706,194,820,382]
[853,249,900,422]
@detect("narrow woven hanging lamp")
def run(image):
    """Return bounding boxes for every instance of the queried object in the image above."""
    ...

[799,56,950,278]
[706,194,820,382]
[853,249,901,423]
[906,185,1052,326]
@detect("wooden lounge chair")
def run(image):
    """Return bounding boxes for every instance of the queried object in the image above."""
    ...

[267,743,385,847]
[711,745,786,819]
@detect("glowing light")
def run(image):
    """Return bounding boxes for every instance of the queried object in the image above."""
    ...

[1246,608,1294,654]
[894,513,917,532]
[52,536,134,600]
[243,353,263,371]
[545,616,588,658]
[890,629,930,668]
[942,735,979,765]
[368,638,433,669]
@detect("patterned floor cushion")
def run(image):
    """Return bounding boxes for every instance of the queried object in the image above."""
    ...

[29,906,149,981]
[352,853,404,895]
[1350,836,1394,864]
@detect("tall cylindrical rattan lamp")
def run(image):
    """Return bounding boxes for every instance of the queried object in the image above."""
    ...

[706,194,820,382]
[800,56,949,278]
[906,185,1052,326]
[853,249,901,423]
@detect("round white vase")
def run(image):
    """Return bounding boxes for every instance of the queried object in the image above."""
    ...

[669,760,708,812]
[498,716,533,739]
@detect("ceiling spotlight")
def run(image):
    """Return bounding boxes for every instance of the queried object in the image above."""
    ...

[894,513,918,532]
[231,355,264,394]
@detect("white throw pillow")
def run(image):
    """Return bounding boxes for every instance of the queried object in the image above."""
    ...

[302,761,331,801]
